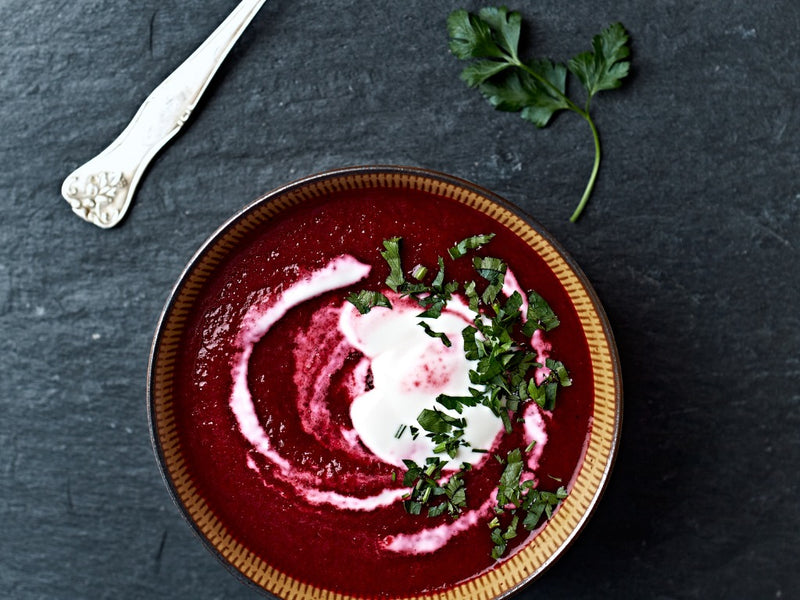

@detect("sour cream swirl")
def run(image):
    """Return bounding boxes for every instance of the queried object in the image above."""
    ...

[228,254,550,554]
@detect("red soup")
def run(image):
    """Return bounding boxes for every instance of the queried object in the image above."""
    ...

[155,177,601,598]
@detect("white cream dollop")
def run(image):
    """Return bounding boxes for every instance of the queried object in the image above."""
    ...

[340,295,502,469]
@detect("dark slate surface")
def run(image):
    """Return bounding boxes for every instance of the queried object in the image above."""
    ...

[2,1,798,598]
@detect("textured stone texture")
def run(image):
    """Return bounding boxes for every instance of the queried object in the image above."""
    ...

[1,0,798,598]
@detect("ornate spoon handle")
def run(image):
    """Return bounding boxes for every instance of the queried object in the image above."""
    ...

[61,0,268,228]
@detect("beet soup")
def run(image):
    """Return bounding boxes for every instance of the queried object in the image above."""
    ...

[150,173,610,599]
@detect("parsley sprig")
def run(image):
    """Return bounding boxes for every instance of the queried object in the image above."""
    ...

[347,234,572,558]
[447,7,631,222]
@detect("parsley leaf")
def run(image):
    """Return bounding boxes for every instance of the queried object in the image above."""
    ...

[346,290,392,314]
[417,408,465,435]
[522,289,560,334]
[436,393,479,413]
[472,256,507,304]
[350,235,573,557]
[448,233,496,259]
[447,8,632,222]
[490,448,568,557]
[411,264,428,280]
[568,23,631,97]
[380,237,405,292]
[402,457,467,519]
[418,321,452,347]
[546,358,572,387]
[479,60,569,128]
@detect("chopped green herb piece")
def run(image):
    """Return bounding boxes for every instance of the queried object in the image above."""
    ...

[567,23,631,98]
[522,290,560,334]
[401,282,430,295]
[490,448,568,557]
[412,264,428,280]
[503,513,520,540]
[472,256,507,304]
[529,379,559,411]
[444,471,468,511]
[431,256,446,288]
[349,235,572,556]
[346,290,392,314]
[380,237,405,292]
[464,280,480,311]
[497,448,525,507]
[545,358,572,387]
[418,321,452,347]
[544,381,558,409]
[448,233,496,259]
[490,527,508,559]
[416,297,447,319]
[401,457,468,519]
[436,393,479,413]
[417,408,465,434]
[520,486,568,531]
[496,291,524,327]
[406,501,423,515]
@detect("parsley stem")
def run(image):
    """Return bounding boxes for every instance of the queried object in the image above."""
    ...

[570,112,601,222]
[514,58,601,221]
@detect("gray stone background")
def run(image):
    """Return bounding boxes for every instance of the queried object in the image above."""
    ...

[2,0,798,598]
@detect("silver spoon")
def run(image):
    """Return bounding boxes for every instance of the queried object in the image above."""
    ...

[61,0,268,228]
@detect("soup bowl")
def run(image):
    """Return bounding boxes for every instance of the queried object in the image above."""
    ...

[148,165,622,599]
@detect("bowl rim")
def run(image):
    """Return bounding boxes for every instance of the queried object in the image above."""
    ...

[147,164,623,599]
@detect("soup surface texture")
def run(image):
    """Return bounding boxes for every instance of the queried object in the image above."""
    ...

[171,187,593,595]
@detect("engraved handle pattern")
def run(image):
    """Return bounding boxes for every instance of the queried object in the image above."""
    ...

[62,0,268,228]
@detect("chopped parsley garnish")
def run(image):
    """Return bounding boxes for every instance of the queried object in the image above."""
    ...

[380,237,405,292]
[447,7,631,222]
[435,393,479,413]
[418,321,452,347]
[346,289,392,314]
[402,457,468,518]
[490,448,568,558]
[411,264,428,280]
[523,289,560,333]
[472,256,507,304]
[448,233,496,259]
[346,233,571,558]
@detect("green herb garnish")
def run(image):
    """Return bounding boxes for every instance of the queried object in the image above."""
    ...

[523,289,560,333]
[447,7,631,222]
[418,321,452,347]
[472,256,507,304]
[346,290,392,315]
[402,457,467,518]
[346,235,571,558]
[435,393,480,414]
[411,264,429,280]
[448,233,496,259]
[380,237,405,292]
[490,447,568,558]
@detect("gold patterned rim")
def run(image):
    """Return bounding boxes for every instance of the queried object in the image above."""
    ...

[147,165,622,600]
